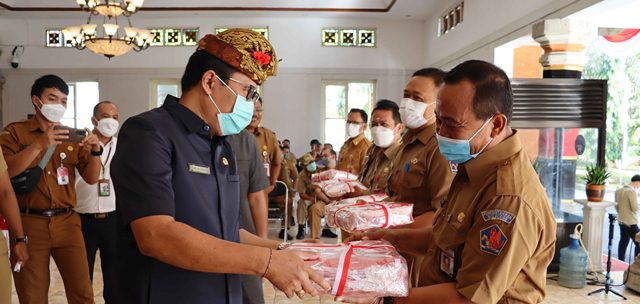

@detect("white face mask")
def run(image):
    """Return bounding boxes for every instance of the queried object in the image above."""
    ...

[370,126,396,148]
[96,117,119,137]
[399,98,434,129]
[347,123,361,138]
[37,99,66,123]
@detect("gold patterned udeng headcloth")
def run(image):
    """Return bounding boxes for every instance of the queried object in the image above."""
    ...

[197,28,278,85]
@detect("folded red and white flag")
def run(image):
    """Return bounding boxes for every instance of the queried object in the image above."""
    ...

[312,169,359,183]
[287,240,409,298]
[326,198,413,232]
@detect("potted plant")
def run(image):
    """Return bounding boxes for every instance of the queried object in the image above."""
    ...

[584,164,611,202]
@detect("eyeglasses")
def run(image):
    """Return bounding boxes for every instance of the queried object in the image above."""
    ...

[225,77,261,103]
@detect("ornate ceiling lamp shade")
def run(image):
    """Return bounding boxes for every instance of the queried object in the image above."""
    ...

[63,0,153,59]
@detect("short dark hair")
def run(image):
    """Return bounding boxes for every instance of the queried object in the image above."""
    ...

[310,139,321,147]
[349,108,368,124]
[443,60,513,122]
[180,50,237,93]
[93,100,116,117]
[632,175,640,182]
[31,74,69,99]
[372,99,401,124]
[412,68,446,87]
[281,146,290,151]
[283,139,290,143]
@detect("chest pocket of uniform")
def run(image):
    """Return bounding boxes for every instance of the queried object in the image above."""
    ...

[404,161,425,189]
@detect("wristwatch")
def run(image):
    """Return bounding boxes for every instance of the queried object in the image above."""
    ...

[382,297,394,304]
[90,145,104,156]
[14,236,28,245]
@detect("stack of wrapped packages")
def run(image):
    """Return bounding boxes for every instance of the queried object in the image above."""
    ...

[325,194,414,232]
[287,240,408,297]
[311,169,367,198]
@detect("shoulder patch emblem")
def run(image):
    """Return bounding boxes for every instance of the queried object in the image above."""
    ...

[449,162,458,173]
[481,209,514,224]
[480,224,508,255]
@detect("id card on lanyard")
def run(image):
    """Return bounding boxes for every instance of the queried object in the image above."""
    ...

[98,144,113,197]
[56,152,69,185]
[440,246,463,279]
[262,150,270,177]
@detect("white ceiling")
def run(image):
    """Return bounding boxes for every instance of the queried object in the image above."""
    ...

[0,0,447,20]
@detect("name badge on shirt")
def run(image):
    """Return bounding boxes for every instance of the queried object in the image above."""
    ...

[188,163,211,175]
[56,167,69,185]
[98,178,111,197]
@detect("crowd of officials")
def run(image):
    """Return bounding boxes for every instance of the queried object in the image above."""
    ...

[0,28,560,304]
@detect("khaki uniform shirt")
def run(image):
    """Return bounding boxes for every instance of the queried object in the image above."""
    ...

[359,141,401,193]
[279,155,299,191]
[337,134,371,176]
[616,185,638,226]
[295,170,315,198]
[0,147,7,174]
[386,123,454,216]
[252,126,283,179]
[0,118,90,209]
[419,132,556,304]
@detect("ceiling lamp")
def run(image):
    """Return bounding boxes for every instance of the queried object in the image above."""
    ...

[63,0,153,59]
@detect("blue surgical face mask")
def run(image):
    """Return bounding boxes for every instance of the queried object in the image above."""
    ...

[306,162,317,172]
[208,76,254,136]
[436,117,494,164]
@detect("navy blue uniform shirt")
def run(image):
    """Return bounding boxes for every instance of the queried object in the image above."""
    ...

[111,95,241,304]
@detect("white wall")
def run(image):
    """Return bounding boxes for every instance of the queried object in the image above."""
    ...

[0,15,422,155]
[422,0,603,69]
[0,15,424,70]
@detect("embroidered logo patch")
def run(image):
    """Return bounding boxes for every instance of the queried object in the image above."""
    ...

[480,224,508,255]
[481,209,514,224]
[449,162,458,173]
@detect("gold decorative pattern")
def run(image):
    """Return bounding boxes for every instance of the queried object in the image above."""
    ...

[216,28,278,84]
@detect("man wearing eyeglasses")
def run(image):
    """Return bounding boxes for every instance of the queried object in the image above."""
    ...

[336,108,372,176]
[111,29,330,304]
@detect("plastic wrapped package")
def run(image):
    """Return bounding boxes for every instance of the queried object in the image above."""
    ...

[315,180,368,198]
[325,194,388,227]
[287,240,409,297]
[326,200,414,232]
[311,169,359,183]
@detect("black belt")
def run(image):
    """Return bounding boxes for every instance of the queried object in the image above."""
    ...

[79,211,114,220]
[19,207,71,217]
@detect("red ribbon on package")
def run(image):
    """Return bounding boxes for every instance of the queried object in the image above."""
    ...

[332,243,396,296]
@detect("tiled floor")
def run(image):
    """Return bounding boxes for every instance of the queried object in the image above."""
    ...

[9,223,640,303]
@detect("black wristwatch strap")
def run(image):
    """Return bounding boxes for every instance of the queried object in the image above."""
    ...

[90,145,104,156]
[14,236,28,244]
[382,297,394,304]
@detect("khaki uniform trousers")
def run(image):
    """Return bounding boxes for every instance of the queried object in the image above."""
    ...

[1,231,12,304]
[308,201,327,239]
[13,211,94,304]
[272,192,294,228]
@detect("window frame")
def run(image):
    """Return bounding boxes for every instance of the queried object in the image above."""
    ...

[150,79,181,109]
[320,79,376,151]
